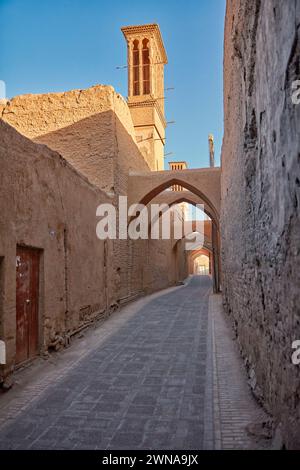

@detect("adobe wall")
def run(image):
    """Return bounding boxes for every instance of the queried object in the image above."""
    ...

[0,85,184,305]
[0,85,149,192]
[221,0,300,448]
[0,120,114,382]
[0,87,188,382]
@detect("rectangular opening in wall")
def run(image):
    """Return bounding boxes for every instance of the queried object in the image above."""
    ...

[16,246,41,365]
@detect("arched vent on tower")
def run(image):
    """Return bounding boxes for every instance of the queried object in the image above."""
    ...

[133,40,140,96]
[142,38,150,95]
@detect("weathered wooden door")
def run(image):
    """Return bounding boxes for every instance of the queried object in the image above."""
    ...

[16,246,40,364]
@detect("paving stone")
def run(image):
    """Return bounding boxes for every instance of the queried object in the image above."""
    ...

[0,277,211,450]
[143,432,173,450]
[70,429,104,445]
[132,394,158,406]
[93,402,122,413]
[126,405,156,417]
[109,431,144,448]
[116,417,149,433]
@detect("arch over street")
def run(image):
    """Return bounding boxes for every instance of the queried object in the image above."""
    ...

[128,167,221,224]
[128,167,221,292]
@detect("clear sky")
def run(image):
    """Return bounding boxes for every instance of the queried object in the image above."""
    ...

[0,0,225,169]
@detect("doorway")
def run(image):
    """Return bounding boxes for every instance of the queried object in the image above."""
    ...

[194,254,210,275]
[16,246,40,365]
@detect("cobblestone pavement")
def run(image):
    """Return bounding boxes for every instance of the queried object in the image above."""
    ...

[0,277,211,450]
[0,276,270,450]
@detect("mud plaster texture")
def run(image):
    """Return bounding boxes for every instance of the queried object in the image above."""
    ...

[221,0,300,449]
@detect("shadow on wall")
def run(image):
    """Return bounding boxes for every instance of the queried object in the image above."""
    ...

[221,0,300,449]
[0,116,188,384]
[34,110,150,193]
[0,120,115,382]
[34,111,186,300]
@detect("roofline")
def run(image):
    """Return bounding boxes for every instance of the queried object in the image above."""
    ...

[169,161,188,166]
[121,23,168,63]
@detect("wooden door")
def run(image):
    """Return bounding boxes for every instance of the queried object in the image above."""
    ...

[16,246,40,364]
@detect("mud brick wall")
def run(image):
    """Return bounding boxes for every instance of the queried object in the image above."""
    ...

[0,86,185,305]
[0,87,188,382]
[0,120,113,381]
[221,0,300,448]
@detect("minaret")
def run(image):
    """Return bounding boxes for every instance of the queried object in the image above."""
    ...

[121,24,168,171]
[208,134,215,167]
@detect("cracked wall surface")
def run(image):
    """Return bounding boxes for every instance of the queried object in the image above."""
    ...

[0,85,148,192]
[0,85,186,309]
[0,120,113,380]
[222,0,300,448]
[0,86,188,383]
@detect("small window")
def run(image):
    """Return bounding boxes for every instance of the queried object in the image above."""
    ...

[133,40,140,96]
[142,39,150,95]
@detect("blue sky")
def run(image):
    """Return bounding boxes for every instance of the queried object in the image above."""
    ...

[0,0,225,169]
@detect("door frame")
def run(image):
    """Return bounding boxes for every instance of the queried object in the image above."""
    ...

[15,244,44,368]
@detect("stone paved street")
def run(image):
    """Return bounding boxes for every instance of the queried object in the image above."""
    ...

[0,277,211,450]
[0,276,270,450]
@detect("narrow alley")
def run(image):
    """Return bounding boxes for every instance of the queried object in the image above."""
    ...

[0,277,268,450]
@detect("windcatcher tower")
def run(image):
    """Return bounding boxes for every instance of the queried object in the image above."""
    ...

[121,24,168,171]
